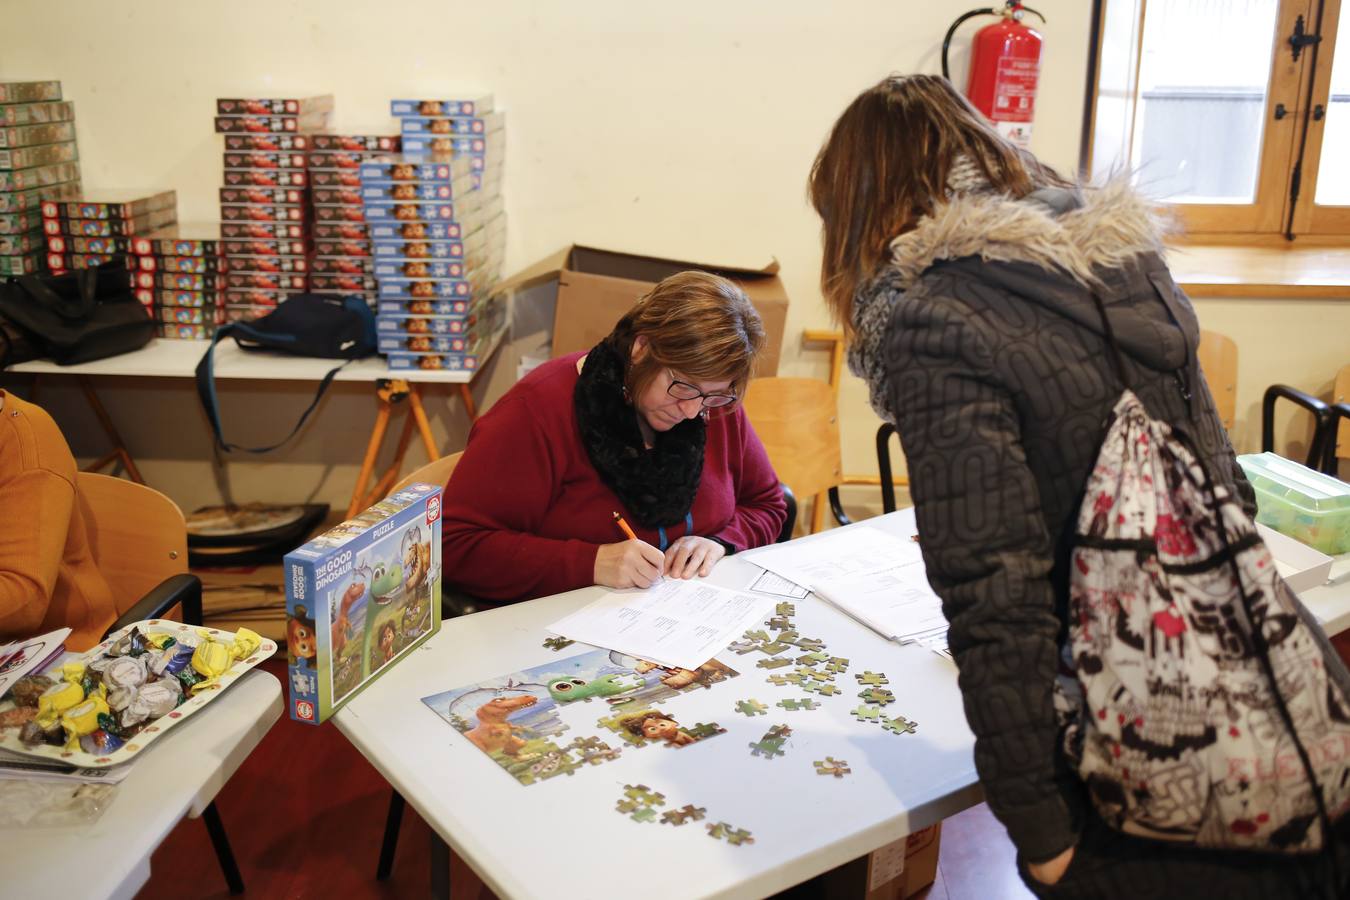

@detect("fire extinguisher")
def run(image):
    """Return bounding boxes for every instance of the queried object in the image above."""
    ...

[942,1,1047,147]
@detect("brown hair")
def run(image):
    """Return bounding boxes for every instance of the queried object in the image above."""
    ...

[808,74,1068,336]
[624,710,677,738]
[616,270,764,406]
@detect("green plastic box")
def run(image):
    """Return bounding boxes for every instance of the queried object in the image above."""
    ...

[1237,452,1350,556]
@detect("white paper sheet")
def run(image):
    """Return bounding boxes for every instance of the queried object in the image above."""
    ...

[747,569,809,599]
[744,526,922,592]
[813,560,947,643]
[546,579,777,670]
[0,628,70,700]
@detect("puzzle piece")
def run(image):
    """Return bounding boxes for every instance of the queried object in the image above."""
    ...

[851,705,883,723]
[797,651,830,665]
[777,698,819,712]
[748,724,791,758]
[759,641,791,655]
[824,658,850,674]
[776,602,796,617]
[597,707,660,747]
[743,629,770,643]
[542,636,574,651]
[774,631,799,646]
[630,806,660,824]
[882,715,919,735]
[767,723,793,740]
[566,735,622,765]
[735,699,769,717]
[662,804,707,825]
[616,797,640,814]
[766,674,794,686]
[766,615,793,631]
[757,657,793,670]
[685,722,727,741]
[796,666,833,682]
[793,637,826,652]
[855,670,889,686]
[858,687,896,706]
[724,826,755,846]
[623,784,666,806]
[801,681,840,696]
[814,757,852,778]
[728,639,760,654]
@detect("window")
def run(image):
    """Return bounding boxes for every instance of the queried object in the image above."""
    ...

[1086,0,1348,241]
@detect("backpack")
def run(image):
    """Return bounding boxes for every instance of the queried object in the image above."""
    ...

[0,261,154,367]
[1057,294,1350,853]
[195,293,376,453]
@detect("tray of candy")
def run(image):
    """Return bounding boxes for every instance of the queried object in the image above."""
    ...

[0,620,275,768]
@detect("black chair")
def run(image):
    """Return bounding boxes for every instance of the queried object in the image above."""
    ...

[876,423,901,514]
[1262,384,1337,472]
[777,482,797,544]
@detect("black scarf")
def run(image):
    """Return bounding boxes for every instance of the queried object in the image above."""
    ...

[573,329,705,528]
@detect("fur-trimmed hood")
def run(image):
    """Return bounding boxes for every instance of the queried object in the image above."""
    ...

[880,180,1192,374]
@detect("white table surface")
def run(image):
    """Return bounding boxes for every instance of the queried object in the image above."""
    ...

[1302,551,1350,636]
[0,669,283,900]
[9,337,483,384]
[334,510,983,900]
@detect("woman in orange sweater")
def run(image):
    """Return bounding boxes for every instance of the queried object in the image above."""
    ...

[0,390,116,651]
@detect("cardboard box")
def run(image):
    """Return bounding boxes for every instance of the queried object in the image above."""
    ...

[864,825,941,900]
[284,484,443,724]
[496,245,788,376]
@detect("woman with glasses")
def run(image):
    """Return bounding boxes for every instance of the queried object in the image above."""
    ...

[440,270,786,604]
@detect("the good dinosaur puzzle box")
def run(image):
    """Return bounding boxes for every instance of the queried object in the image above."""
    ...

[284,483,443,724]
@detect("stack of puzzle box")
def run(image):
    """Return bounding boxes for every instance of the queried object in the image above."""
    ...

[129,228,226,339]
[306,133,401,308]
[214,96,333,322]
[42,189,177,276]
[0,81,81,278]
[365,97,507,372]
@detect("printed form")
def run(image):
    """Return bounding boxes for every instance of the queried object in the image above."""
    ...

[547,579,777,670]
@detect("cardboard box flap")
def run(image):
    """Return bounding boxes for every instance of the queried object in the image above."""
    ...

[491,246,572,296]
[569,244,780,284]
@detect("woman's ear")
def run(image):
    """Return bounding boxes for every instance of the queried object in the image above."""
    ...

[630,334,648,363]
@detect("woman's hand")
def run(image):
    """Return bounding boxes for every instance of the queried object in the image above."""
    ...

[663,536,726,579]
[594,540,666,589]
[1027,845,1075,887]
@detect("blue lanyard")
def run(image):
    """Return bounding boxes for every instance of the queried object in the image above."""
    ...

[656,512,695,551]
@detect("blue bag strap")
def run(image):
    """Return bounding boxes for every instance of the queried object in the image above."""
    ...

[194,322,354,454]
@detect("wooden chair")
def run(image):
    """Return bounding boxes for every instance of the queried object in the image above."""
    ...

[74,473,244,894]
[1198,330,1238,433]
[742,377,850,534]
[391,451,463,495]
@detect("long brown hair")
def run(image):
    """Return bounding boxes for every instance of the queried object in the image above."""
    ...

[808,74,1067,336]
[614,270,764,407]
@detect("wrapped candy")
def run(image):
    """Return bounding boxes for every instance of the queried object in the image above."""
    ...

[60,695,111,748]
[35,680,84,725]
[19,718,63,746]
[60,660,86,685]
[102,656,148,692]
[144,632,176,651]
[79,728,125,755]
[184,627,263,694]
[108,627,149,658]
[231,628,262,659]
[9,674,53,707]
[146,643,195,678]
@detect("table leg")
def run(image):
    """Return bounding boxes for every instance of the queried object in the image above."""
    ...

[376,789,406,881]
[430,829,451,900]
[79,376,146,484]
[348,396,395,519]
[202,800,246,895]
[457,382,478,422]
[364,407,418,509]
[410,385,441,461]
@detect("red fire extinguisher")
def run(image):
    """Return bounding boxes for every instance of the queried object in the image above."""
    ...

[942,1,1047,147]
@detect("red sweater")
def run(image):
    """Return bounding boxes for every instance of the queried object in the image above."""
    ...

[441,353,786,602]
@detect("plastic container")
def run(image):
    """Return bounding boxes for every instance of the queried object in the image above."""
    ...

[1237,452,1350,555]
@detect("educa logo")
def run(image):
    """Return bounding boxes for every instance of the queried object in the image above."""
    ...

[426,495,441,525]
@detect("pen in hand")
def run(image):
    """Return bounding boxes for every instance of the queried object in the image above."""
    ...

[611,511,664,586]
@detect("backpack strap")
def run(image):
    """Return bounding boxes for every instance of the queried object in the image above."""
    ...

[1088,292,1130,391]
[195,322,355,454]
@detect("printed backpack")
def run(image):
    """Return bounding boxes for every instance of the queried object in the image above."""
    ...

[1057,297,1350,853]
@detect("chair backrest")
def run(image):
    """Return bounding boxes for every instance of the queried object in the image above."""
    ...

[1198,329,1238,433]
[1334,364,1350,465]
[75,472,187,616]
[741,377,842,501]
[392,451,464,495]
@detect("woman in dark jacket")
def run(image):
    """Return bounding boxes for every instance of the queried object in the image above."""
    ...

[808,74,1350,898]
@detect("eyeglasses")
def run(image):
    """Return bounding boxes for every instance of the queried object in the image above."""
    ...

[667,374,736,409]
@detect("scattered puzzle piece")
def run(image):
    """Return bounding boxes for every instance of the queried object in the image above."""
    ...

[616,797,640,814]
[793,638,826,652]
[597,707,661,747]
[630,806,660,823]
[824,658,850,674]
[748,723,792,759]
[882,715,919,735]
[766,674,793,686]
[735,699,769,717]
[685,722,727,741]
[858,687,896,706]
[855,670,889,686]
[542,636,575,651]
[623,784,666,806]
[565,735,622,765]
[757,657,793,670]
[802,681,840,696]
[777,698,819,711]
[851,705,883,722]
[728,639,760,654]
[776,602,796,617]
[662,804,707,825]
[767,724,793,739]
[774,631,800,646]
[796,666,833,682]
[766,616,792,631]
[783,672,806,684]
[759,641,791,655]
[797,651,830,664]
[706,821,755,844]
[743,629,770,643]
[814,757,852,777]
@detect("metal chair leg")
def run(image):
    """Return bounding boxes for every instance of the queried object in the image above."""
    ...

[202,800,245,895]
[430,830,451,900]
[376,789,406,880]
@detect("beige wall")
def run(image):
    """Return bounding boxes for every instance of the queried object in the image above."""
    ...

[5,1,1341,519]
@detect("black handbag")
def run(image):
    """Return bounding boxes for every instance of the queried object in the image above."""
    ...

[0,261,154,367]
[195,293,377,453]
